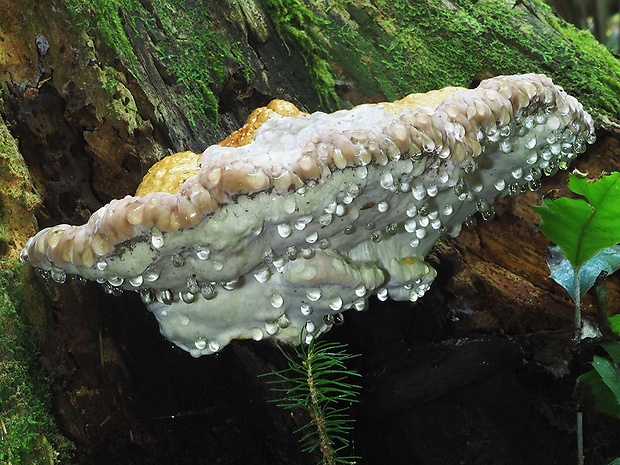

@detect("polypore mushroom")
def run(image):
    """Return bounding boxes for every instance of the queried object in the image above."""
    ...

[21,74,595,357]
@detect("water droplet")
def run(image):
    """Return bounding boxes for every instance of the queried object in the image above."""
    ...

[157,289,174,305]
[377,201,389,212]
[426,185,438,197]
[415,228,427,239]
[306,231,319,243]
[525,136,537,150]
[286,246,299,260]
[329,295,343,311]
[283,196,297,214]
[277,314,291,328]
[385,223,398,236]
[295,216,313,230]
[277,223,292,238]
[151,228,164,249]
[406,205,417,217]
[511,167,523,179]
[380,172,394,189]
[300,247,315,259]
[319,239,330,249]
[335,204,346,216]
[344,225,354,235]
[305,320,316,333]
[453,178,467,196]
[265,322,280,335]
[195,245,211,260]
[51,269,67,284]
[96,258,108,271]
[404,219,417,233]
[140,288,154,304]
[108,276,124,287]
[19,248,29,263]
[213,261,223,271]
[271,293,284,308]
[254,266,271,283]
[318,213,333,226]
[251,328,264,341]
[412,183,426,201]
[377,288,388,301]
[301,303,312,316]
[181,291,196,303]
[187,277,200,294]
[221,278,239,291]
[144,266,160,282]
[201,283,216,300]
[195,338,207,350]
[371,231,382,243]
[73,275,87,286]
[306,289,322,301]
[355,284,366,297]
[410,238,420,248]
[494,179,506,191]
[208,341,221,353]
[442,203,454,216]
[129,275,144,287]
[172,253,184,267]
[465,215,477,228]
[499,140,512,153]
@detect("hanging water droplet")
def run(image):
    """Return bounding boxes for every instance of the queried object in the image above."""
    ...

[201,283,216,300]
[96,258,108,271]
[195,245,211,260]
[377,288,388,301]
[329,295,343,311]
[306,288,322,301]
[144,266,160,282]
[251,328,264,341]
[306,231,319,243]
[187,277,200,294]
[129,275,144,287]
[140,288,155,304]
[73,275,87,286]
[51,268,67,284]
[277,223,292,238]
[195,338,207,350]
[208,341,221,353]
[465,215,477,228]
[300,303,312,316]
[171,253,184,267]
[157,289,174,305]
[305,320,316,333]
[277,314,291,328]
[380,172,394,189]
[151,228,164,249]
[108,276,124,287]
[265,321,280,335]
[353,298,367,311]
[254,266,271,283]
[355,284,366,297]
[221,278,239,291]
[334,313,345,325]
[270,293,284,308]
[300,247,315,259]
[180,291,196,303]
[385,223,398,236]
[481,207,495,221]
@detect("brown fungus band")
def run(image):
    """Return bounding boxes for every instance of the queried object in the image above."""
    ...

[21,74,595,357]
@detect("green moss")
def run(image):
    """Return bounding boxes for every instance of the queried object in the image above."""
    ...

[261,0,341,109]
[61,0,253,125]
[0,264,74,464]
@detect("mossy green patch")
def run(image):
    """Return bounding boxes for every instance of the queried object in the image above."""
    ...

[61,0,253,125]
[0,264,74,464]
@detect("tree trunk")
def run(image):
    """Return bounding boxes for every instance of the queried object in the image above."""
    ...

[1,0,619,463]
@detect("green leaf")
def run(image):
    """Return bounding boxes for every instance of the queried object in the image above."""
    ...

[608,458,620,465]
[578,368,620,419]
[546,244,620,302]
[602,341,620,364]
[591,355,620,403]
[609,315,620,337]
[533,172,620,269]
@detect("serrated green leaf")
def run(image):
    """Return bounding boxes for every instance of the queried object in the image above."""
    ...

[546,244,620,302]
[533,172,620,269]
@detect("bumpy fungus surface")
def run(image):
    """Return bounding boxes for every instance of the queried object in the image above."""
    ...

[21,74,594,357]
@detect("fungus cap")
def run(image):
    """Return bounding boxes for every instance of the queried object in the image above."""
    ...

[21,74,595,357]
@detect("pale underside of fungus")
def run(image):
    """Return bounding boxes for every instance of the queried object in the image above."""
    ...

[21,74,595,357]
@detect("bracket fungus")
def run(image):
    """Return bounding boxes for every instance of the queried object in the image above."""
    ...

[21,74,595,357]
